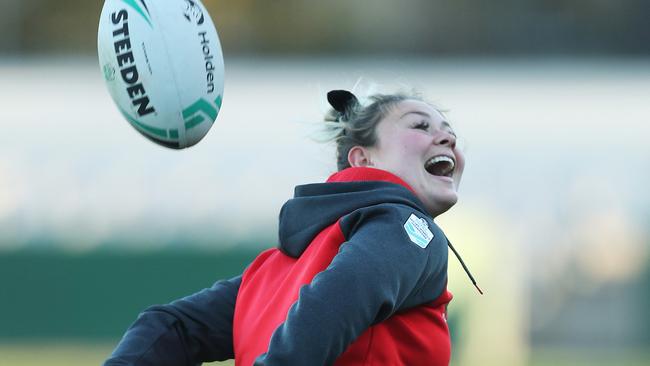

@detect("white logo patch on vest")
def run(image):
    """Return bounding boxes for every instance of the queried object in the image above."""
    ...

[403,213,434,248]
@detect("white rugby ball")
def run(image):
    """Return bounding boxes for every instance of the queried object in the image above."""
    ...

[97,0,224,149]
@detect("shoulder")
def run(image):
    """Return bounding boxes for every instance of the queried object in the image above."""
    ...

[338,203,448,268]
[340,203,442,243]
[336,203,450,310]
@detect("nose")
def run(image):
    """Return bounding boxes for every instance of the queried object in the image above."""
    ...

[434,130,456,148]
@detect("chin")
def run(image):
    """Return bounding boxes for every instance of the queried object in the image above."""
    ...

[427,194,458,217]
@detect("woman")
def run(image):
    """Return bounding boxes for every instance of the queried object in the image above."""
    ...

[104,89,478,366]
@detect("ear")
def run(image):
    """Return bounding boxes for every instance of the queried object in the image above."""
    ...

[347,146,374,168]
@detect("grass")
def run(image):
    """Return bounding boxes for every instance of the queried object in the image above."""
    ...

[0,343,233,366]
[0,343,113,366]
[1,342,649,366]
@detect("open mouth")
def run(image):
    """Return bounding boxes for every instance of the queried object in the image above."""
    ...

[424,155,455,177]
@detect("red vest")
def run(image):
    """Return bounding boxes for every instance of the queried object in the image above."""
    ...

[233,220,453,365]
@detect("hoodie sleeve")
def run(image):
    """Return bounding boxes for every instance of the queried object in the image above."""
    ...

[254,204,448,366]
[104,275,241,366]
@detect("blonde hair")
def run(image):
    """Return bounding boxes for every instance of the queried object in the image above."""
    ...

[320,91,444,171]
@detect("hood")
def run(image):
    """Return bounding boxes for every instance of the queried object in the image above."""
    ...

[278,167,428,258]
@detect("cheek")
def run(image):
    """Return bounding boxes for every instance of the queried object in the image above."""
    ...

[454,149,466,176]
[398,134,427,156]
[372,131,428,171]
[378,139,413,162]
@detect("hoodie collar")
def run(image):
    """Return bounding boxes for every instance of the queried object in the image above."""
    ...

[277,167,426,258]
[325,167,415,194]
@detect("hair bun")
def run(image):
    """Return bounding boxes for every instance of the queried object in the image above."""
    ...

[327,90,360,115]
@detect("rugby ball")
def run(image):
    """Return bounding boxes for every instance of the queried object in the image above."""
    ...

[97,0,224,149]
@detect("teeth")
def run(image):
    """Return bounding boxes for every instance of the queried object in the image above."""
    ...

[426,155,455,170]
[424,155,456,177]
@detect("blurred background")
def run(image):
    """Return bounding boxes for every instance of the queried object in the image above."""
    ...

[1,0,649,365]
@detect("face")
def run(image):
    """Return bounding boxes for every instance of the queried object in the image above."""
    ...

[357,100,465,217]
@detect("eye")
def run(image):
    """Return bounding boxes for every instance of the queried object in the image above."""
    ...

[413,120,430,131]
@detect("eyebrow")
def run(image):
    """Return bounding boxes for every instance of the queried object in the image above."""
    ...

[400,111,453,129]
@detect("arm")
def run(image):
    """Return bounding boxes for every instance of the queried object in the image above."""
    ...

[104,275,241,366]
[255,205,448,365]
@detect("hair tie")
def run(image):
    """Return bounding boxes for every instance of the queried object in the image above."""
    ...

[327,90,360,119]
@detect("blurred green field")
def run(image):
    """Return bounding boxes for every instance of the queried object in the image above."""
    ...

[1,343,649,366]
[0,343,233,366]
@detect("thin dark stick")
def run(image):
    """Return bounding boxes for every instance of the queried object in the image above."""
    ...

[447,239,483,295]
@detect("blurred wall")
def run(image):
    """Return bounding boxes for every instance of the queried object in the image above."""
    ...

[1,0,649,56]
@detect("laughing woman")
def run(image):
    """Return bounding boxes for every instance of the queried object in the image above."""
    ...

[104,89,479,366]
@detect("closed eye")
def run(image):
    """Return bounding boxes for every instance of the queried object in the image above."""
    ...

[412,120,457,138]
[413,120,430,130]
